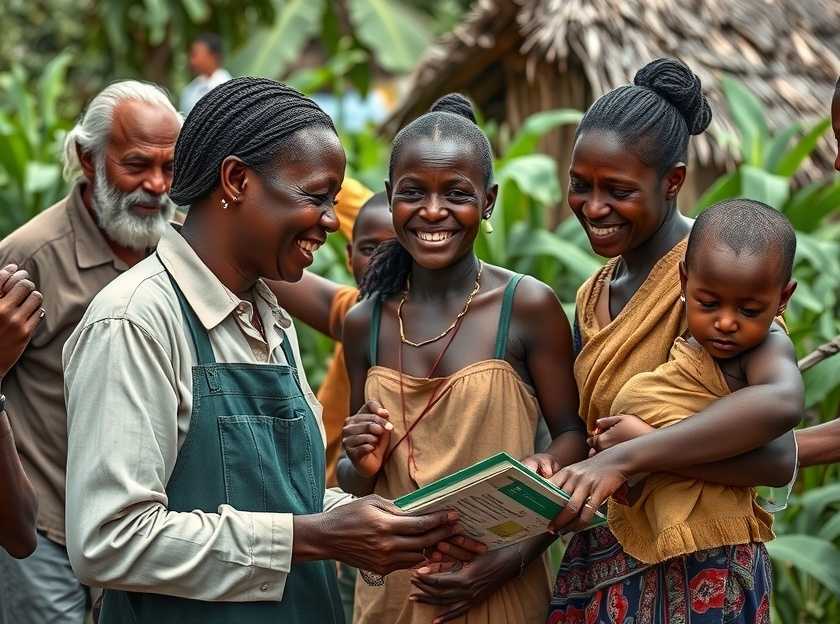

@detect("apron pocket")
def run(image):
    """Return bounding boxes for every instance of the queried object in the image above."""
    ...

[219,411,319,514]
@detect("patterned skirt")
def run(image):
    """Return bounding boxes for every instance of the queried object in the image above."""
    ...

[546,527,772,624]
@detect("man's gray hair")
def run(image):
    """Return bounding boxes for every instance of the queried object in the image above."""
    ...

[62,80,182,182]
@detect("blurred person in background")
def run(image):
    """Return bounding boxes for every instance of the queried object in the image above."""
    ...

[181,32,232,115]
[0,80,182,624]
[0,264,43,560]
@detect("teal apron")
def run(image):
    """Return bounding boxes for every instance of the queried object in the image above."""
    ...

[100,271,344,624]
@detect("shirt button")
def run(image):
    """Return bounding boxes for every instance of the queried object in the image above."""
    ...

[260,583,270,592]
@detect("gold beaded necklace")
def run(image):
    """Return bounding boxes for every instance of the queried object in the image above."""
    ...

[397,261,483,348]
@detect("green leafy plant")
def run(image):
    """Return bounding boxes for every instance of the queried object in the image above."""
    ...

[0,52,73,237]
[695,75,839,224]
[229,0,434,92]
[475,109,602,310]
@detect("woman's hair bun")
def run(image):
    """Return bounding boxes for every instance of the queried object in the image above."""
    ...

[430,93,477,124]
[634,58,712,135]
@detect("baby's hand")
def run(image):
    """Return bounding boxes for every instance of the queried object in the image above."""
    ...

[342,400,392,477]
[588,414,654,453]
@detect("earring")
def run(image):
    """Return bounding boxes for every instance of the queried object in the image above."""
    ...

[482,219,494,234]
[233,194,240,203]
[221,198,229,210]
[679,294,686,303]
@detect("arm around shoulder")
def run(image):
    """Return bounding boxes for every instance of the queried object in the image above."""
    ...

[264,272,344,339]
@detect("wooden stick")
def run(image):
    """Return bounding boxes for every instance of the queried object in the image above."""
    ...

[798,335,840,372]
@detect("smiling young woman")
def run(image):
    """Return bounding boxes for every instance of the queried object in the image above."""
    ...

[337,94,588,624]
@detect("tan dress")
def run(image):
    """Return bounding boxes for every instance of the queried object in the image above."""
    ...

[353,275,552,624]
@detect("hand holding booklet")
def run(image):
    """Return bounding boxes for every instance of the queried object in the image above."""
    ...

[394,452,607,550]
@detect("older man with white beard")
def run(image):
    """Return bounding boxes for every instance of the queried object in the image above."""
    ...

[0,80,181,624]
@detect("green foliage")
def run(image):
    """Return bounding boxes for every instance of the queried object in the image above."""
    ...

[769,485,840,623]
[229,1,433,94]
[474,112,601,309]
[0,53,73,237]
[1,0,455,117]
[227,0,325,79]
[346,0,432,73]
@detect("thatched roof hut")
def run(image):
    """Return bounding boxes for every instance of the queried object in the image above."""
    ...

[385,0,839,216]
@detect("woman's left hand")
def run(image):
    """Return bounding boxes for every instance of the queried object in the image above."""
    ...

[547,448,630,532]
[409,546,521,623]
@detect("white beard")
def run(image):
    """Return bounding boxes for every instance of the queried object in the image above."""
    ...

[91,156,176,250]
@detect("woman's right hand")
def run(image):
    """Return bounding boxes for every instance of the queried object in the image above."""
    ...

[295,495,463,575]
[342,399,392,477]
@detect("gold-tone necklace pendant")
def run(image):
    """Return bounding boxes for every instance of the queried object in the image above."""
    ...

[398,261,483,348]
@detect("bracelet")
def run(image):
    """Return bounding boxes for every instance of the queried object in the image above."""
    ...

[359,569,385,586]
[0,394,6,413]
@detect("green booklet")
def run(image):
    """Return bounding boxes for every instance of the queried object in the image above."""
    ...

[394,452,607,550]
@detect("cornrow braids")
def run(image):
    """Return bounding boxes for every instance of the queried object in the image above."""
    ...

[686,199,796,285]
[576,58,712,176]
[169,77,336,206]
[359,238,412,299]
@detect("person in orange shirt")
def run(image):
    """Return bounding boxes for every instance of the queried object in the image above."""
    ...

[270,190,394,486]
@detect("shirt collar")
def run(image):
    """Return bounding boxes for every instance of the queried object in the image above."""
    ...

[67,182,128,271]
[156,225,292,331]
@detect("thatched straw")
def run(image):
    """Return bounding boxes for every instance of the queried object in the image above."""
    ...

[386,0,840,177]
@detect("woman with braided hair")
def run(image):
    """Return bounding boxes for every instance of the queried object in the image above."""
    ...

[62,77,475,624]
[338,94,588,624]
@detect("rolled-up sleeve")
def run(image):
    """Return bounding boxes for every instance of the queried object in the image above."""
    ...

[64,317,294,602]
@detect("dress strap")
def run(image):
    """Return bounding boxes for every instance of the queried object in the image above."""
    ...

[370,296,383,366]
[572,313,583,358]
[163,262,217,366]
[493,273,525,360]
[279,333,297,371]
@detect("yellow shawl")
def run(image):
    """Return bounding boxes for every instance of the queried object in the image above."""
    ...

[574,239,688,433]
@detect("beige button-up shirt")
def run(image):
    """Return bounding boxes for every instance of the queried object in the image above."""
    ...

[0,182,128,544]
[63,225,352,602]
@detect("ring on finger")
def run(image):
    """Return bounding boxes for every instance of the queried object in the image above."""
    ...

[583,496,596,511]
